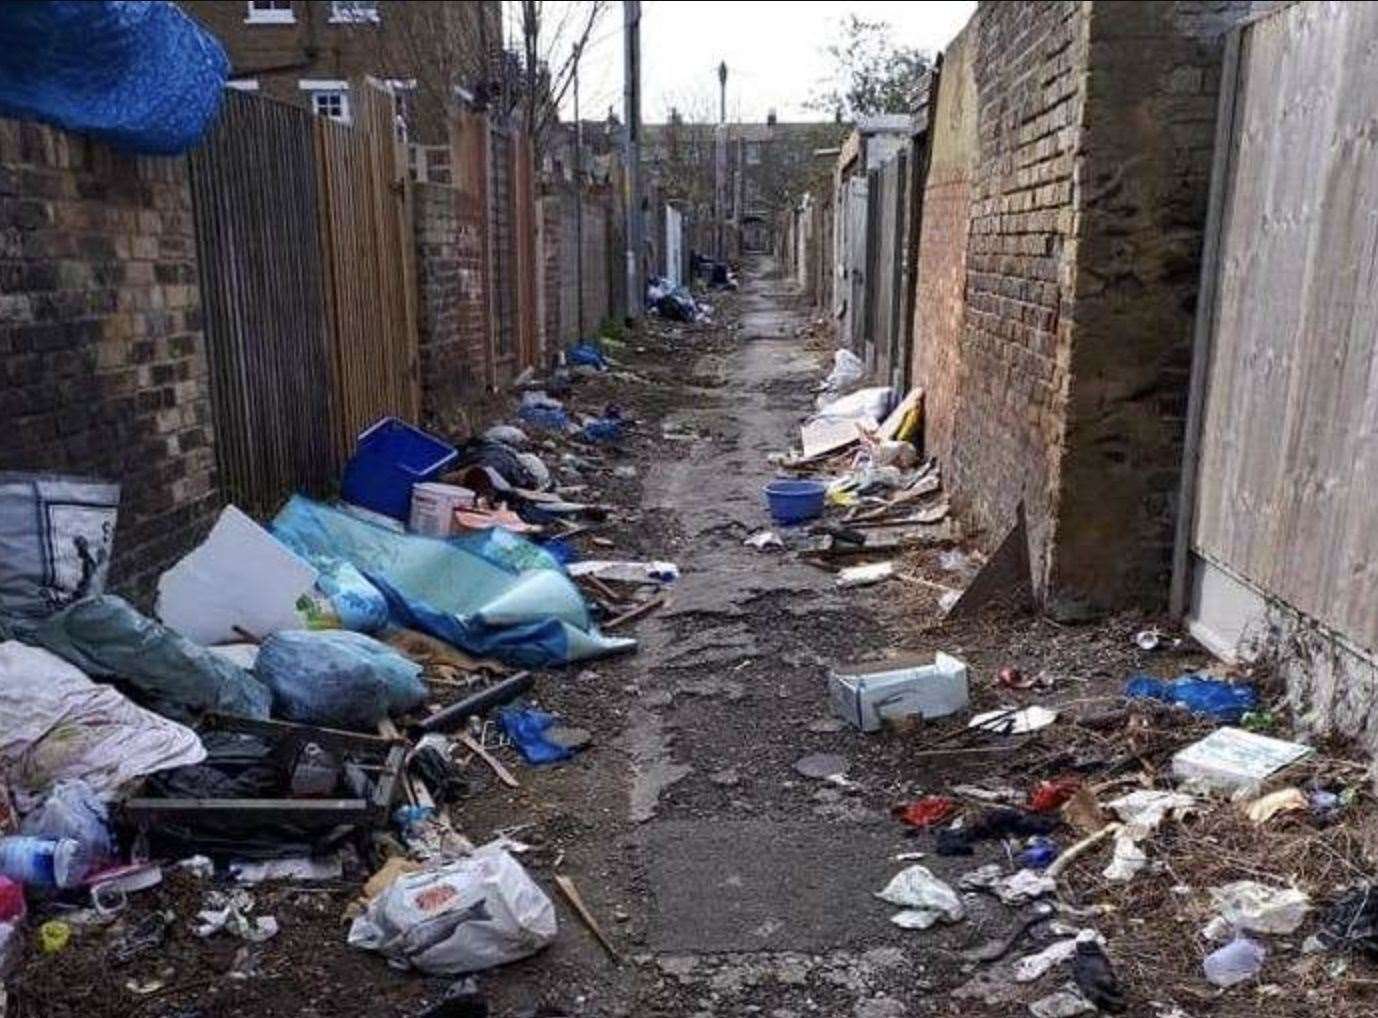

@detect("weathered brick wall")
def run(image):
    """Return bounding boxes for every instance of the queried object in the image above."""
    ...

[0,119,218,606]
[413,180,488,435]
[1049,0,1254,611]
[949,0,1088,593]
[912,24,977,470]
[540,190,567,351]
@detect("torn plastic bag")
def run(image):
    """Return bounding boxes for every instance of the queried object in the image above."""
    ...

[272,497,635,667]
[0,641,205,812]
[34,595,271,721]
[254,631,425,732]
[293,556,390,634]
[0,473,119,640]
[450,440,541,491]
[812,386,894,424]
[348,844,557,974]
[499,707,574,765]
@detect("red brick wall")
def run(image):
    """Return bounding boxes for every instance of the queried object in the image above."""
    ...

[948,0,1086,592]
[413,181,489,435]
[0,119,219,606]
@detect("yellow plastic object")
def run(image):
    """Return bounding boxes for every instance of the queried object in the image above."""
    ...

[38,919,71,954]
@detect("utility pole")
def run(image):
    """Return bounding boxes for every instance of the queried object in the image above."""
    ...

[623,0,643,319]
[574,60,585,335]
[715,61,727,261]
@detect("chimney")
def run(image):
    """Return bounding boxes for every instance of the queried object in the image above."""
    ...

[767,109,777,127]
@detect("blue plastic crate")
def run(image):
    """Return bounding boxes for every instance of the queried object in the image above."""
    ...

[340,418,458,522]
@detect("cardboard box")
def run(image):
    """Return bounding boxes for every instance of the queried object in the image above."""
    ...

[408,483,476,537]
[829,652,969,732]
[1172,727,1314,793]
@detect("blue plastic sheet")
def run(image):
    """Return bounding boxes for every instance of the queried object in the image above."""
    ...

[499,706,574,765]
[272,496,635,668]
[1124,673,1258,723]
[0,1,229,155]
[255,630,425,732]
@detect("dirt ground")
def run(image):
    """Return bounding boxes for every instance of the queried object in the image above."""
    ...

[13,258,1378,1018]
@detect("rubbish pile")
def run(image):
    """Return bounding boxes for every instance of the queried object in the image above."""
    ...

[0,335,674,1005]
[646,276,711,324]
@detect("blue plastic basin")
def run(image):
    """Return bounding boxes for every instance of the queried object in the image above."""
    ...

[765,479,827,524]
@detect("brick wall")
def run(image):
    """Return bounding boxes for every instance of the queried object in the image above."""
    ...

[0,119,219,606]
[1049,0,1254,611]
[912,25,977,469]
[413,180,488,435]
[949,0,1088,593]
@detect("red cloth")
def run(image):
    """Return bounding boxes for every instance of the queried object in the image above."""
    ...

[1028,776,1081,812]
[893,796,957,828]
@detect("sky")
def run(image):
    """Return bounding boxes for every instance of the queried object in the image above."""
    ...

[534,1,977,125]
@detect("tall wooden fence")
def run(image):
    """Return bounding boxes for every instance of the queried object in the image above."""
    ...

[190,83,419,514]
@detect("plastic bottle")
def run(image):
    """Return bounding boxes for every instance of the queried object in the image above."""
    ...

[0,836,91,889]
[1203,934,1266,987]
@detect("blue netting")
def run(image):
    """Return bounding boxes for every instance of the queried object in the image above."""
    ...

[0,1,229,155]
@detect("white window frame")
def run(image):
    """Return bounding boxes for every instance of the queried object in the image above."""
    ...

[245,1,295,25]
[329,1,380,24]
[299,80,351,124]
[225,79,261,92]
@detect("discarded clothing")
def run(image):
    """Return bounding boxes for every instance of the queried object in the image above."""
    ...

[34,594,271,721]
[273,497,634,667]
[0,1,228,154]
[936,809,1060,857]
[893,796,957,829]
[1125,673,1257,722]
[254,630,425,732]
[0,641,205,812]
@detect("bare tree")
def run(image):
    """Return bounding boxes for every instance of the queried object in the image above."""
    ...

[647,91,719,229]
[508,1,608,159]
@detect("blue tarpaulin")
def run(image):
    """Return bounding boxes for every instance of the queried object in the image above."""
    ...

[272,496,636,669]
[0,1,229,154]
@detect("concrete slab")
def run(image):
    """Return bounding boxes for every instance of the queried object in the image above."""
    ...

[642,819,902,953]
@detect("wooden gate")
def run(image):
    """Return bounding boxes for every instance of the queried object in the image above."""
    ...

[869,151,909,391]
[189,91,338,512]
[1177,3,1378,665]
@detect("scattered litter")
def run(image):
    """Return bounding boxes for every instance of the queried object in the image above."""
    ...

[1072,932,1124,1011]
[875,864,964,929]
[348,846,557,974]
[938,809,1060,857]
[1103,829,1150,882]
[969,706,1058,735]
[1134,629,1163,651]
[1125,673,1257,723]
[1317,885,1378,955]
[554,873,622,963]
[1030,989,1096,1018]
[1210,881,1310,935]
[965,867,1057,905]
[1020,838,1060,871]
[829,653,969,732]
[409,482,478,537]
[893,796,956,829]
[194,890,279,942]
[38,919,71,954]
[230,855,343,885]
[500,706,581,765]
[1061,788,1107,834]
[744,530,784,551]
[1203,934,1265,987]
[1016,935,1090,983]
[1107,790,1197,829]
[837,561,895,588]
[1171,727,1314,793]
[1246,787,1308,825]
[567,560,679,584]
[1029,777,1081,813]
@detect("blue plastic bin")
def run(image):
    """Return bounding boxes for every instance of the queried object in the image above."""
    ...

[765,479,827,525]
[340,418,458,522]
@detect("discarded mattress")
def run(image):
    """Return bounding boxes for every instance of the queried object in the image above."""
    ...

[272,496,635,667]
[0,640,206,811]
[0,1,229,154]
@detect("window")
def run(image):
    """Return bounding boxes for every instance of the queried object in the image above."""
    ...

[300,81,351,123]
[245,1,294,24]
[329,1,380,24]
[746,142,762,165]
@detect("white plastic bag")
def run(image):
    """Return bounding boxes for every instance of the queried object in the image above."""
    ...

[348,845,556,974]
[813,386,893,424]
[875,864,964,929]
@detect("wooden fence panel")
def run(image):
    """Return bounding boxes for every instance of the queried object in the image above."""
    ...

[188,91,337,513]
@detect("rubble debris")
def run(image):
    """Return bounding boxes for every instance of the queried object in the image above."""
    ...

[348,846,557,974]
[828,653,969,732]
[875,864,964,929]
[1125,673,1257,722]
[1210,881,1310,935]
[1171,727,1314,793]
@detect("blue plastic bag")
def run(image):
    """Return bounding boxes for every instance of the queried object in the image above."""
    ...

[255,630,425,732]
[499,706,574,765]
[0,1,229,154]
[567,342,608,370]
[1124,673,1257,722]
[519,404,572,432]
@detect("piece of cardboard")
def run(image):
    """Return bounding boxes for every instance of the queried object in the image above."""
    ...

[156,505,317,644]
[801,415,870,459]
